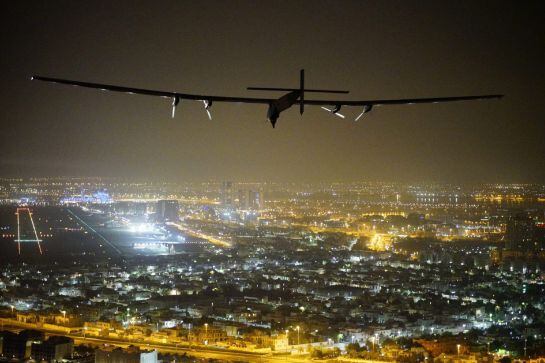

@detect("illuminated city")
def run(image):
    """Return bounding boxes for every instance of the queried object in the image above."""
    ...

[0,179,544,362]
[2,1,545,362]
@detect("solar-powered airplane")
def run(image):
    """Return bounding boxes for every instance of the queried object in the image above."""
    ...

[31,70,502,128]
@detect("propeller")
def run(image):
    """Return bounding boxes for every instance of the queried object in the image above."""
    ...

[171,96,180,118]
[355,104,373,121]
[202,100,213,120]
[321,105,345,119]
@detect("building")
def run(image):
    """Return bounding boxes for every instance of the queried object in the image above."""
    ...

[247,330,289,351]
[190,326,228,344]
[84,321,121,337]
[221,181,234,207]
[506,213,537,252]
[156,200,179,222]
[38,313,83,327]
[248,190,261,210]
[31,335,74,362]
[95,346,157,363]
[238,189,248,209]
[16,312,38,324]
[0,330,44,360]
[114,201,149,217]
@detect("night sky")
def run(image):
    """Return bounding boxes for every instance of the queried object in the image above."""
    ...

[2,1,544,183]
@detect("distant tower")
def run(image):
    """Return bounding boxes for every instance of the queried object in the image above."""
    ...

[238,189,248,209]
[221,181,234,208]
[156,200,179,223]
[506,213,536,252]
[248,190,261,210]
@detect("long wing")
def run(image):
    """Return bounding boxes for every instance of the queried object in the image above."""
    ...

[307,94,502,121]
[31,76,275,104]
[31,75,502,106]
[304,94,503,107]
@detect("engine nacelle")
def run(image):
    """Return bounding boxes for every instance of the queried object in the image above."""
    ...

[199,99,214,120]
[267,103,280,128]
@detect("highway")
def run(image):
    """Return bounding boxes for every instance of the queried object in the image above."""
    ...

[72,335,264,362]
[0,320,309,363]
[71,335,308,363]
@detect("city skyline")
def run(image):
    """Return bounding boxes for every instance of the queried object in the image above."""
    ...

[0,177,544,361]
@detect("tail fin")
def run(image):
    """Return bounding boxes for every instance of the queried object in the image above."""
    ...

[300,69,304,115]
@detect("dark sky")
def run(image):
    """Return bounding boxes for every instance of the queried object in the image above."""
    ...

[2,1,544,183]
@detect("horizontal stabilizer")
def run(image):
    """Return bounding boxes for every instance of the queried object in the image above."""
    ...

[247,87,349,94]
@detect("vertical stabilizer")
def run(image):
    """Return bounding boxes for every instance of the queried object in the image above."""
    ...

[299,69,305,115]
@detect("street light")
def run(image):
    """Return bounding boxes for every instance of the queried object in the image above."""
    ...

[457,344,461,356]
[296,326,300,345]
[285,329,290,359]
[204,323,209,345]
[188,323,192,350]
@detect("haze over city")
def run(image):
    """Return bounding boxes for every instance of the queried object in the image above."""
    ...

[1,2,545,363]
[2,1,545,183]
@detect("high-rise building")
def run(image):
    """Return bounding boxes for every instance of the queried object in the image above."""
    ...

[238,189,248,209]
[221,181,234,207]
[248,190,261,210]
[156,200,179,223]
[506,213,536,252]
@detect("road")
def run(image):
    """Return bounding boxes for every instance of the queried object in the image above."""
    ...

[72,335,261,362]
[72,335,309,363]
[0,320,308,363]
